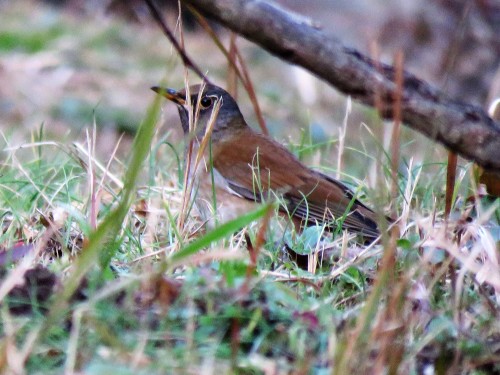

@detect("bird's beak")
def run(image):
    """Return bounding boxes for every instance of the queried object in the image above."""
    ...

[151,86,186,105]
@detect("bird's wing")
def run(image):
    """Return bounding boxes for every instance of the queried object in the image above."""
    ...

[213,130,308,197]
[285,172,380,238]
[213,130,379,237]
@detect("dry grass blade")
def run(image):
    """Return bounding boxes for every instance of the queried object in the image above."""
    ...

[227,32,238,97]
[336,97,350,180]
[445,152,458,218]
[193,94,222,168]
[144,0,208,82]
[232,46,269,135]
[85,126,97,230]
[72,142,124,189]
[187,6,268,134]
[390,51,403,217]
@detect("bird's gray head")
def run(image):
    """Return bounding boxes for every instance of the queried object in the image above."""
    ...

[152,83,246,140]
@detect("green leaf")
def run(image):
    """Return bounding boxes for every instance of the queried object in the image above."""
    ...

[169,204,273,264]
[396,238,412,250]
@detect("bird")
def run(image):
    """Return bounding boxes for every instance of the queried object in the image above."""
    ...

[152,83,384,240]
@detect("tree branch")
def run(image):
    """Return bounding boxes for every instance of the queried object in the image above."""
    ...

[181,0,500,173]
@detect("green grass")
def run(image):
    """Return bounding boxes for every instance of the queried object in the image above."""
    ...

[0,25,65,53]
[1,117,498,373]
[1,2,499,374]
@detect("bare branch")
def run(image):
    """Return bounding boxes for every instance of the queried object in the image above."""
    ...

[180,0,500,173]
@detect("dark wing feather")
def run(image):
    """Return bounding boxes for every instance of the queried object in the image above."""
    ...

[282,171,379,238]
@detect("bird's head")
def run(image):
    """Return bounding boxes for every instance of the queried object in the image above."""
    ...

[152,83,246,141]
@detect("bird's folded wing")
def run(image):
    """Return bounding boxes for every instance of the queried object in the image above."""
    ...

[284,174,380,238]
[213,131,308,196]
[213,131,379,237]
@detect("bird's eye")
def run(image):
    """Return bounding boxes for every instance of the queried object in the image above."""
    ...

[199,96,213,109]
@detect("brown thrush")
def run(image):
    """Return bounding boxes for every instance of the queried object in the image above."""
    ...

[153,83,384,239]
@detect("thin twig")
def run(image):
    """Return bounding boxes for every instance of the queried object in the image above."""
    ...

[188,6,269,134]
[144,0,209,82]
